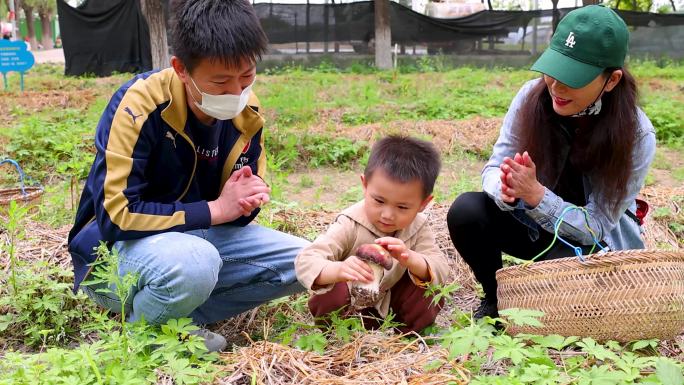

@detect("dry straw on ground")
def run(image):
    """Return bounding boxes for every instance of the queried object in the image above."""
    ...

[640,186,684,250]
[219,333,469,385]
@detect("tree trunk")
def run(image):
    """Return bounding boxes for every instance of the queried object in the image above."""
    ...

[582,0,599,4]
[374,0,392,70]
[140,0,169,69]
[39,9,52,49]
[487,0,493,10]
[669,0,676,11]
[551,0,560,33]
[305,0,310,53]
[21,3,36,49]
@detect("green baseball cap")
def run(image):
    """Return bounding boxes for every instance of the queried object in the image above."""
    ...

[531,5,629,89]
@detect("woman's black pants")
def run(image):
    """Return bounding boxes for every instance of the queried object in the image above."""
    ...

[446,191,594,302]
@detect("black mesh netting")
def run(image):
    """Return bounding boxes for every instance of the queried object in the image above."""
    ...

[57,0,684,76]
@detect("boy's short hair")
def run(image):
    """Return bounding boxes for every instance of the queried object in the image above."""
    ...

[170,0,268,73]
[364,135,441,198]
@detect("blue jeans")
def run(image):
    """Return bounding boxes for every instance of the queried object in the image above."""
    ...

[82,224,309,324]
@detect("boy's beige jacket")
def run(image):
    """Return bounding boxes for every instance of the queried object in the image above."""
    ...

[295,200,451,317]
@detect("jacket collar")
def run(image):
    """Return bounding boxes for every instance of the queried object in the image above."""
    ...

[160,68,265,136]
[339,200,427,241]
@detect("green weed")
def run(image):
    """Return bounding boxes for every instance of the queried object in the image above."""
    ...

[0,260,97,348]
[439,308,684,384]
[1,103,102,180]
[0,243,220,384]
[0,201,95,348]
[0,317,220,385]
[642,95,684,143]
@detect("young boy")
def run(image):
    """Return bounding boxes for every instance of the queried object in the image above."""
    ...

[295,136,450,333]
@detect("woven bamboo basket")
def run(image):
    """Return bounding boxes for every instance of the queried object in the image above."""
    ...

[1,159,44,209]
[496,249,684,342]
[0,186,43,207]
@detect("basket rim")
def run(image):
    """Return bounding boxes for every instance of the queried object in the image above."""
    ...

[496,249,684,275]
[0,186,44,204]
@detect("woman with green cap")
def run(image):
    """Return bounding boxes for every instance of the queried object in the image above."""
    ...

[446,5,656,319]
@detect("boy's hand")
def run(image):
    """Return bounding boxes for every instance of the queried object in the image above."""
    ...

[337,256,374,283]
[314,256,374,286]
[376,237,430,281]
[375,237,410,266]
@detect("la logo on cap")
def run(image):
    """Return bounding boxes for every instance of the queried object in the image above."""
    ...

[565,32,576,48]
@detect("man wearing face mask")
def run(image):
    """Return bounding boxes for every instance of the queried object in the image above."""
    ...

[67,0,310,352]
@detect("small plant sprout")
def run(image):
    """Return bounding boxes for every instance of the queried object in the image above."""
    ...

[2,200,29,297]
[350,244,393,308]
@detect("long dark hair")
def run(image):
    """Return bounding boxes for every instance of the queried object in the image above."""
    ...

[515,68,638,215]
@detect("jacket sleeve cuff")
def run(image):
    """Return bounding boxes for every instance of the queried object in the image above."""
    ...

[227,207,260,227]
[408,264,434,288]
[304,260,337,295]
[183,201,211,230]
[525,187,562,227]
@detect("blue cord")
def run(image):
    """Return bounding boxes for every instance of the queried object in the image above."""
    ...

[0,159,43,197]
[1,159,28,196]
[530,205,607,263]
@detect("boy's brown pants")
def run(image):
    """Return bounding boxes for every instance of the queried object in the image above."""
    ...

[308,272,444,334]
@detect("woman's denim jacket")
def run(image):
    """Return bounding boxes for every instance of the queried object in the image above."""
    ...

[482,79,656,252]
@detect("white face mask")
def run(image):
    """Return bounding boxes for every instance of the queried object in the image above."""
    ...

[188,76,254,120]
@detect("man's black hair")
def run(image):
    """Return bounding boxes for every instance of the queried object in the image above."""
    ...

[170,0,268,73]
[364,135,441,198]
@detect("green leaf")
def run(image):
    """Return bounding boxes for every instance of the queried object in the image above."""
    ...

[519,363,563,385]
[499,308,545,327]
[530,334,579,350]
[630,339,659,351]
[573,365,629,385]
[424,282,461,307]
[440,322,495,359]
[526,355,558,368]
[491,335,532,366]
[295,332,327,354]
[0,314,14,332]
[576,338,619,362]
[656,358,684,385]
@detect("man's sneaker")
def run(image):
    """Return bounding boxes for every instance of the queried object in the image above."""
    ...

[189,328,227,352]
[474,298,499,319]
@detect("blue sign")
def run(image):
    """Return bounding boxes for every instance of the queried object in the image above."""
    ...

[0,39,35,91]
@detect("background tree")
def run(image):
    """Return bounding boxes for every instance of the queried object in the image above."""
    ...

[551,0,560,32]
[35,0,54,49]
[20,0,38,49]
[140,0,169,69]
[19,0,52,49]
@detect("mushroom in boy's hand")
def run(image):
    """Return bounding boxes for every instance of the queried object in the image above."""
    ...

[350,244,393,308]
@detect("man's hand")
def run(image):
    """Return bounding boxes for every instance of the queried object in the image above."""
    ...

[313,256,375,286]
[500,151,545,208]
[208,166,271,225]
[375,237,429,281]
